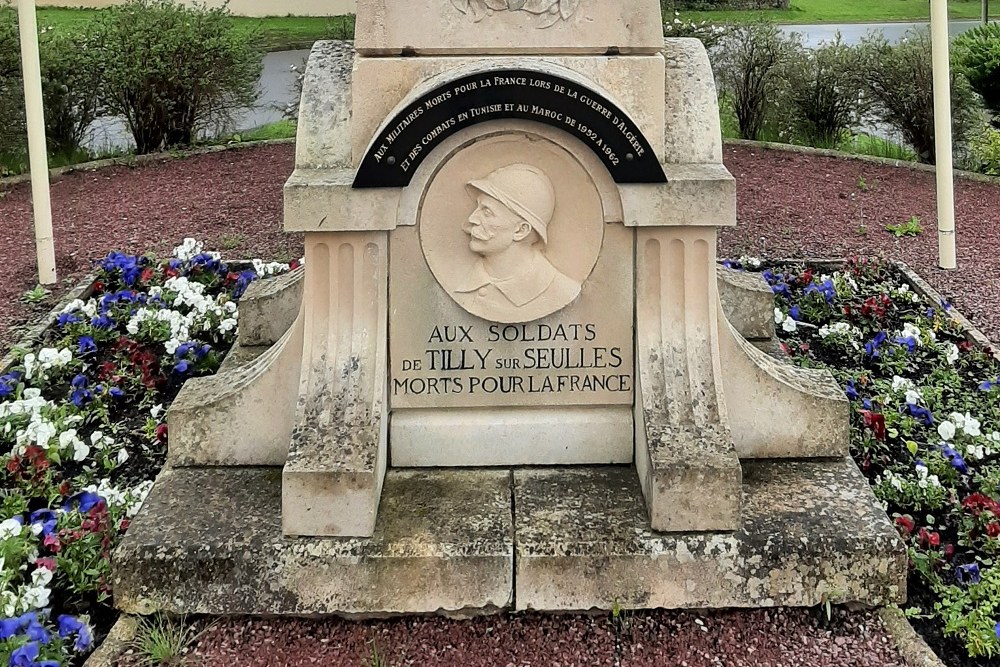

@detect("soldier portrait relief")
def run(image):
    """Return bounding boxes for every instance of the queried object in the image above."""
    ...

[453,164,581,322]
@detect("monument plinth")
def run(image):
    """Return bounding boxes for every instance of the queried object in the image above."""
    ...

[113,0,906,615]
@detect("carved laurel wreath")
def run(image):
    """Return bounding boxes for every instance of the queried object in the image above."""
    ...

[451,0,581,28]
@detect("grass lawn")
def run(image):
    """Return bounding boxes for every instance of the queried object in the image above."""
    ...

[36,8,354,51]
[676,0,998,24]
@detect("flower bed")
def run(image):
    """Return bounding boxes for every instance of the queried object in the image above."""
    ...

[746,256,1000,666]
[0,240,293,667]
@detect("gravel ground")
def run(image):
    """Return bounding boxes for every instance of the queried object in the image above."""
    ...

[175,608,904,667]
[3,144,977,662]
[1,142,997,355]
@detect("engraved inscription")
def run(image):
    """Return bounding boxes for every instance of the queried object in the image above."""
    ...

[450,0,581,28]
[392,322,632,398]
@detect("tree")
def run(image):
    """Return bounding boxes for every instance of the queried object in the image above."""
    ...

[89,0,262,154]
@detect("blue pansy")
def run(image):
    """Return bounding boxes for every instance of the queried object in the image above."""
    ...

[981,378,998,391]
[56,312,81,327]
[995,621,1000,640]
[37,662,62,667]
[23,615,50,644]
[940,298,952,311]
[942,445,969,474]
[863,398,873,410]
[175,342,194,359]
[906,404,935,426]
[231,269,259,299]
[845,380,859,400]
[174,360,191,374]
[0,372,21,399]
[925,307,936,319]
[90,314,115,330]
[893,336,917,354]
[789,306,801,321]
[956,563,982,586]
[195,344,212,360]
[0,616,21,640]
[70,375,93,408]
[29,509,58,539]
[10,641,40,667]
[109,387,124,398]
[864,332,888,358]
[78,336,97,356]
[57,615,93,652]
[63,491,102,513]
[722,259,736,269]
[804,278,836,303]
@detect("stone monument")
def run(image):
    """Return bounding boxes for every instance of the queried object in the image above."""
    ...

[113,0,907,615]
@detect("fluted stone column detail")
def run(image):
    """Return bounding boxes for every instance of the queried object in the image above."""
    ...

[635,226,741,532]
[282,231,389,538]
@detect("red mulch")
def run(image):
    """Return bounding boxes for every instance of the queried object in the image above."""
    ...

[0,142,997,354]
[178,608,903,667]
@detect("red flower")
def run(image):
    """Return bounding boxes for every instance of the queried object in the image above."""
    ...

[119,518,131,533]
[5,456,19,474]
[918,528,941,548]
[986,523,1000,538]
[860,410,887,441]
[140,267,155,284]
[962,493,1000,517]
[289,260,301,270]
[155,423,169,444]
[943,544,956,561]
[895,515,915,536]
[42,534,61,553]
[34,557,56,571]
[93,279,104,294]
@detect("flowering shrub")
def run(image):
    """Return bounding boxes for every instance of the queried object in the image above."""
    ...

[743,257,1000,660]
[0,239,294,666]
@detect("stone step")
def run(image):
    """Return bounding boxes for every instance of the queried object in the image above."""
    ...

[112,460,905,616]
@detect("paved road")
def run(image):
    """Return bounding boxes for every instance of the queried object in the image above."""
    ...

[781,19,988,48]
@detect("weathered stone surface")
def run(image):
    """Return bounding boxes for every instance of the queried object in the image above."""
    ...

[295,41,355,170]
[662,39,723,165]
[284,232,389,538]
[166,316,304,467]
[634,226,742,532]
[355,0,664,56]
[216,342,269,374]
[514,461,906,611]
[718,266,775,342]
[237,267,304,347]
[113,468,514,616]
[619,163,736,228]
[719,313,851,458]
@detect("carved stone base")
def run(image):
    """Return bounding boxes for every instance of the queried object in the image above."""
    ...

[112,460,905,616]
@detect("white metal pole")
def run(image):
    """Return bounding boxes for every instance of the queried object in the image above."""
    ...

[17,0,57,286]
[931,0,957,270]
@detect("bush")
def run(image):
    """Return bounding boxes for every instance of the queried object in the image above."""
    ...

[857,28,982,164]
[713,22,799,141]
[953,23,1000,127]
[0,3,25,158]
[970,126,1000,175]
[782,35,865,148]
[38,31,102,158]
[663,11,728,51]
[89,0,262,154]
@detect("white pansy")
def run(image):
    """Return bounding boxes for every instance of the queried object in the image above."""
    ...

[0,518,24,540]
[172,238,204,262]
[219,318,238,334]
[774,307,784,324]
[21,584,50,610]
[150,404,164,419]
[781,318,798,333]
[31,567,53,587]
[950,412,966,429]
[964,416,982,437]
[990,431,1000,443]
[945,343,959,365]
[905,389,922,405]
[892,376,915,392]
[967,444,986,460]
[819,322,853,338]
[938,420,956,441]
[1,591,16,617]
[117,448,130,465]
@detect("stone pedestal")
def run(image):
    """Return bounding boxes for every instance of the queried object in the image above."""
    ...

[119,0,907,616]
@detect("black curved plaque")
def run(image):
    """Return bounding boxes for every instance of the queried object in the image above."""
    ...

[353,68,666,188]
